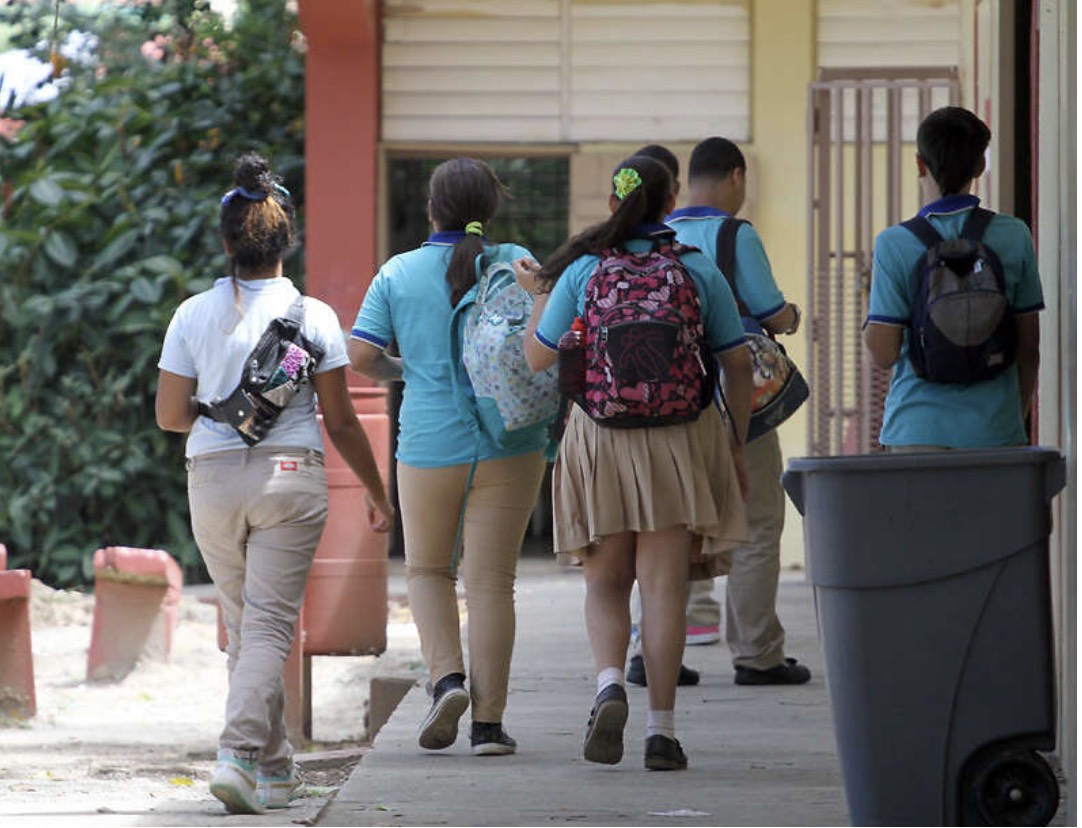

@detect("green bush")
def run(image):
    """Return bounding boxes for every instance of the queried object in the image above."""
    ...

[0,0,305,586]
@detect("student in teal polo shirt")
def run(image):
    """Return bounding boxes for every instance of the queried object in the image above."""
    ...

[864,107,1043,449]
[517,154,753,771]
[349,158,548,758]
[662,138,811,688]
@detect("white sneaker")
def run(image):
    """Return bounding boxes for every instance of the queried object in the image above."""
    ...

[257,765,301,809]
[209,750,265,815]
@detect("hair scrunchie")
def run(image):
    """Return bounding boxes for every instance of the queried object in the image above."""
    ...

[464,221,485,236]
[220,182,291,206]
[612,168,643,200]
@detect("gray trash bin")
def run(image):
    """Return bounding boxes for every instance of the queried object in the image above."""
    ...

[782,447,1066,827]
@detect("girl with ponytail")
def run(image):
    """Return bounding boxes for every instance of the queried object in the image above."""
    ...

[156,153,394,814]
[516,154,754,772]
[349,157,548,758]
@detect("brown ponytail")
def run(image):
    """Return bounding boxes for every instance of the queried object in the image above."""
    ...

[219,152,296,277]
[535,155,672,292]
[426,158,507,306]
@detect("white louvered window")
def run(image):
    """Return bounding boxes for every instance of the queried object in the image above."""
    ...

[818,0,963,69]
[381,0,750,144]
[817,0,962,142]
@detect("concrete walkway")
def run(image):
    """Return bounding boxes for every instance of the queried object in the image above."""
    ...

[320,552,849,827]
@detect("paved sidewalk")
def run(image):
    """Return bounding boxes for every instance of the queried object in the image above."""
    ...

[320,552,849,827]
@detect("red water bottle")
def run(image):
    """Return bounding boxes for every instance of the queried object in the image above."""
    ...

[557,317,587,396]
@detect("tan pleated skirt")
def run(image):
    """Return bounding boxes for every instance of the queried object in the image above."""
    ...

[552,403,749,579]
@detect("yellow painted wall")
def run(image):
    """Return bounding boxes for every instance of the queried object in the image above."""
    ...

[749,0,815,570]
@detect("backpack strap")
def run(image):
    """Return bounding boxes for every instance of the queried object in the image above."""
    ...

[900,216,945,250]
[197,292,314,424]
[284,293,306,324]
[446,292,483,579]
[448,292,482,438]
[714,218,750,317]
[960,207,995,242]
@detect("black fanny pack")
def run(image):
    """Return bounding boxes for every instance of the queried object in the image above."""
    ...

[198,295,325,445]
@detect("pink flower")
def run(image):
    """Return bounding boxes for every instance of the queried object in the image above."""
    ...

[280,343,308,378]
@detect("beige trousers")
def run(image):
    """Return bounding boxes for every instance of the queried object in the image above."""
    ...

[187,446,328,774]
[723,428,787,670]
[398,452,547,723]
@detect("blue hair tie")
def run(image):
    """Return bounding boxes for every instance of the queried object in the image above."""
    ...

[220,182,291,206]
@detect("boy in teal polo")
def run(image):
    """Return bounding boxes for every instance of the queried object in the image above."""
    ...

[628,139,810,688]
[864,107,1043,449]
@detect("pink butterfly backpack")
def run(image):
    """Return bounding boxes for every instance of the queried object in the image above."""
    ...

[579,238,714,428]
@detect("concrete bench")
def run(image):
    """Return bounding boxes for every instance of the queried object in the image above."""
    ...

[86,546,183,683]
[0,543,36,719]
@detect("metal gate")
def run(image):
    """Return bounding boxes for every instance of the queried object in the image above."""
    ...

[806,67,960,456]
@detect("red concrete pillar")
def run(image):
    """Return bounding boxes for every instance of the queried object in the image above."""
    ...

[299,0,381,339]
[299,1,391,662]
[306,388,390,656]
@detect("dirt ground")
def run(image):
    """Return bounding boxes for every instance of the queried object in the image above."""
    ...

[0,579,425,820]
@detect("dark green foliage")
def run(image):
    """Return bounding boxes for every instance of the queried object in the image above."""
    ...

[0,0,305,586]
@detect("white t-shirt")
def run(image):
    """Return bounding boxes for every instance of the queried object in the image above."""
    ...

[158,276,349,458]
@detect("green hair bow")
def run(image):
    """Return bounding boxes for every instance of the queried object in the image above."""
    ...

[613,168,643,200]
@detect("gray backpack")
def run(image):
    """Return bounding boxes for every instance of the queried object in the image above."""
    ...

[901,208,1017,384]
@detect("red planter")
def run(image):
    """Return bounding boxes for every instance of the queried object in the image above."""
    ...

[0,544,35,720]
[306,387,391,656]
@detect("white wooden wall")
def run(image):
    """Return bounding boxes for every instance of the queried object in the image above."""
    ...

[817,0,964,69]
[381,0,750,144]
[817,0,963,142]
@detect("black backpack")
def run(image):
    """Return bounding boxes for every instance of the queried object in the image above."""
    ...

[901,208,1016,384]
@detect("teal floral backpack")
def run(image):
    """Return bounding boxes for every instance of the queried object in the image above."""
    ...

[449,245,560,452]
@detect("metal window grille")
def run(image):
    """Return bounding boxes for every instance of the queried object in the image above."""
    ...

[806,68,960,456]
[387,156,570,260]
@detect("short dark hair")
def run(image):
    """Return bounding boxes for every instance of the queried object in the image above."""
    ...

[916,107,991,195]
[634,144,680,183]
[688,137,745,182]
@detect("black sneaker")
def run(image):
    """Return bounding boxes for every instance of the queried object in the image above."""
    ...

[626,655,700,687]
[418,673,469,750]
[734,657,812,686]
[583,683,628,765]
[644,734,688,771]
[470,722,517,756]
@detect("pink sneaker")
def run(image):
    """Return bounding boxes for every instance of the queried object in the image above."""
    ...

[685,624,721,646]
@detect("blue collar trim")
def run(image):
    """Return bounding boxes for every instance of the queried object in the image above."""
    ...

[423,230,485,246]
[666,206,732,221]
[917,194,980,218]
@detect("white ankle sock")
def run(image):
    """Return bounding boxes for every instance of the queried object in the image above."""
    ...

[646,709,675,739]
[597,667,625,695]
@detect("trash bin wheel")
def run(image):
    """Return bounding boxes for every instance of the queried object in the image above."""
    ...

[962,747,1059,826]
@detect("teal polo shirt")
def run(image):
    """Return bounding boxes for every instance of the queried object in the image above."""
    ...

[866,194,1044,447]
[534,225,747,357]
[666,206,787,332]
[352,234,546,467]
